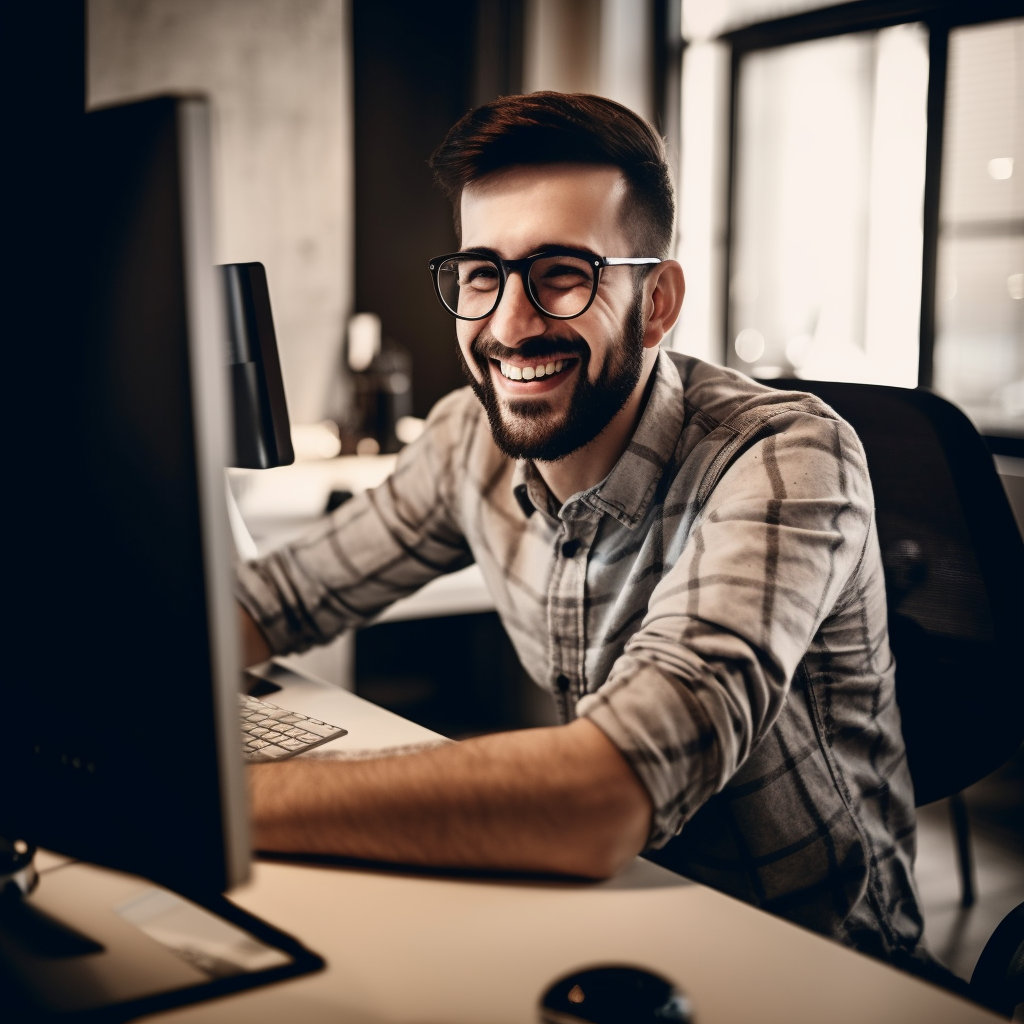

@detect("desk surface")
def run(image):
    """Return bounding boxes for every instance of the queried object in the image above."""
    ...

[141,664,994,1024]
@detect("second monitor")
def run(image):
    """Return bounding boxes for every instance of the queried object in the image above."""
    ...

[222,261,295,470]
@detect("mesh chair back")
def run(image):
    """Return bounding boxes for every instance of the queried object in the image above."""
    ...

[766,380,1024,806]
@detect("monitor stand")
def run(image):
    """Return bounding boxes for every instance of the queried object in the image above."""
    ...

[0,848,322,1021]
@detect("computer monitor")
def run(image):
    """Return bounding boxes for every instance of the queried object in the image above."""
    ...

[222,262,295,471]
[0,95,319,1018]
[1,93,248,895]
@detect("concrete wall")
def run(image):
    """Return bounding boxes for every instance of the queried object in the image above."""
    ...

[88,0,352,424]
[524,0,654,124]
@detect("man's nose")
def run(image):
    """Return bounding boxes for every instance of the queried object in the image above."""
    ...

[487,270,547,347]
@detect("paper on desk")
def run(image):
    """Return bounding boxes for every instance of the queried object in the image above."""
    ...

[116,888,291,978]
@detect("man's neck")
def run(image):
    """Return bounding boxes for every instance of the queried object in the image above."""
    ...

[535,349,659,505]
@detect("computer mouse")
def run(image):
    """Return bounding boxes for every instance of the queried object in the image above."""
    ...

[539,964,692,1023]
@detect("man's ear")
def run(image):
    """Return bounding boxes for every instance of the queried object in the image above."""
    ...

[641,261,685,349]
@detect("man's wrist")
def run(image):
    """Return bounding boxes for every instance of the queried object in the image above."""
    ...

[239,604,273,667]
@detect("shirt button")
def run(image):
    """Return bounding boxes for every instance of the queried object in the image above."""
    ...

[555,674,570,693]
[561,538,581,558]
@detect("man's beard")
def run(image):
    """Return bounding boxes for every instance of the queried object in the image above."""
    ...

[459,292,646,462]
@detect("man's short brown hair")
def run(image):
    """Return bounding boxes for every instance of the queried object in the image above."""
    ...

[430,92,675,259]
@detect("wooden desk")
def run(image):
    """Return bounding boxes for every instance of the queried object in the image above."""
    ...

[145,664,994,1024]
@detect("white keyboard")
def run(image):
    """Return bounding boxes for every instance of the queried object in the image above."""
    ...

[239,694,347,763]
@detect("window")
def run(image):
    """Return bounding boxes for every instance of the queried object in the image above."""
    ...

[934,19,1024,439]
[730,24,927,386]
[713,2,1024,448]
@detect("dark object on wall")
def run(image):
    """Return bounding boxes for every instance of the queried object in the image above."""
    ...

[221,262,294,469]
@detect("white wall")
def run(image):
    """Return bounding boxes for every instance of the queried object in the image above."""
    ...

[88,0,352,424]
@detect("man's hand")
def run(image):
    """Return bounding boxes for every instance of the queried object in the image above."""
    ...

[249,718,653,879]
[239,605,272,667]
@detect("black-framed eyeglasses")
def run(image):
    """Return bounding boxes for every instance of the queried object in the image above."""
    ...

[428,247,662,321]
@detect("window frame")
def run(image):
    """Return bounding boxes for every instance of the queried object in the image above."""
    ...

[717,0,1022,453]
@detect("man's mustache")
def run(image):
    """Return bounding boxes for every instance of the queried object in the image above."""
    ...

[471,333,589,363]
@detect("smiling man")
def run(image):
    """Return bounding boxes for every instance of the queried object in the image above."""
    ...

[236,93,931,973]
[440,160,673,501]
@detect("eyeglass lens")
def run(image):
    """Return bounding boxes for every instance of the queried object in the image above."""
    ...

[436,255,596,319]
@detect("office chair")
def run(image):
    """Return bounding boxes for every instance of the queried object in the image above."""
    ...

[761,379,1024,908]
[971,898,1024,1018]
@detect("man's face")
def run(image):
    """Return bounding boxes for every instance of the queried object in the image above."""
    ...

[456,164,648,462]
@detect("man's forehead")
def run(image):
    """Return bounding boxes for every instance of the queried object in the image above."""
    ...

[459,163,629,254]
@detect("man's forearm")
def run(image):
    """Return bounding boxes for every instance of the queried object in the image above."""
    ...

[249,718,653,879]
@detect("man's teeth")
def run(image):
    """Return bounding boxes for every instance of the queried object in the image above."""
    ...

[499,359,565,381]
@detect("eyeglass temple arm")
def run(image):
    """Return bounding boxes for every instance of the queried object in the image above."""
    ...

[603,257,662,266]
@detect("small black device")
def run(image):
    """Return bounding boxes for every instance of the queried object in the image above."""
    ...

[540,964,692,1024]
[221,261,295,469]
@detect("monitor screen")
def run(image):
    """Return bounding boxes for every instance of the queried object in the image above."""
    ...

[1,95,249,897]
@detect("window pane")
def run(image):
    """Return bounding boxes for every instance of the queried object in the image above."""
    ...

[933,18,1024,439]
[729,24,928,386]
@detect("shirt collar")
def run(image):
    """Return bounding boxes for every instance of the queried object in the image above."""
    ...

[510,349,687,529]
[585,349,686,528]
[511,459,560,522]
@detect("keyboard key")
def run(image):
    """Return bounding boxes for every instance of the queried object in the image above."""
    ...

[300,721,340,738]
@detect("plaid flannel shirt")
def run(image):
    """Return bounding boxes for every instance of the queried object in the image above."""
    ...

[237,350,925,961]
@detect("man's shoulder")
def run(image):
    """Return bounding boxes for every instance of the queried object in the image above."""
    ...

[665,350,846,438]
[657,351,871,501]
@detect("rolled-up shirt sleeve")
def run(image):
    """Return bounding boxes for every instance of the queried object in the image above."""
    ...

[236,391,476,655]
[577,413,876,846]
